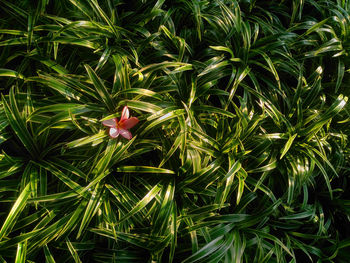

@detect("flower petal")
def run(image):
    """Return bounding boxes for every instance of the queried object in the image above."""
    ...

[109,127,119,138]
[119,129,132,140]
[120,106,129,121]
[102,118,117,127]
[120,117,139,129]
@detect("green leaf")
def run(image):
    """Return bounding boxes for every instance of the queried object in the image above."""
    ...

[120,100,162,114]
[15,241,27,263]
[66,131,107,148]
[0,184,31,241]
[84,64,115,112]
[193,105,235,118]
[246,229,293,257]
[280,134,298,159]
[0,69,25,79]
[66,238,82,263]
[118,182,162,223]
[28,74,85,102]
[77,183,103,239]
[182,236,225,263]
[138,61,192,74]
[116,166,175,174]
[43,245,56,263]
[141,109,185,134]
[88,0,119,39]
[159,133,182,168]
[2,90,38,157]
[279,210,314,220]
[335,60,345,93]
[36,161,87,198]
[90,228,163,249]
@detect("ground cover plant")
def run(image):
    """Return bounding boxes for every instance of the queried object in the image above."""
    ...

[0,0,350,262]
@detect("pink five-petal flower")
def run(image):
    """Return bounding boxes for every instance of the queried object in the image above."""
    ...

[102,106,139,140]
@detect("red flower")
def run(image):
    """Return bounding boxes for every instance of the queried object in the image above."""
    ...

[102,106,139,140]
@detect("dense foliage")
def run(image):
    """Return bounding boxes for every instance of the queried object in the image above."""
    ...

[0,0,350,262]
